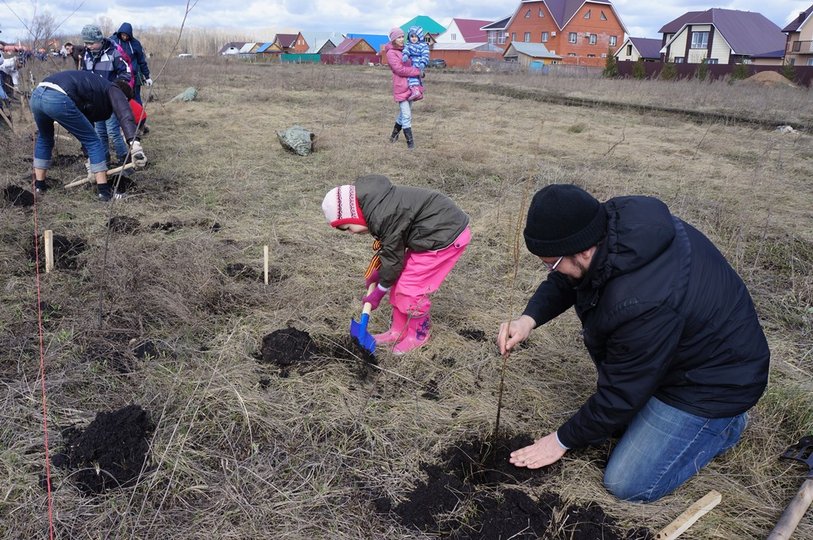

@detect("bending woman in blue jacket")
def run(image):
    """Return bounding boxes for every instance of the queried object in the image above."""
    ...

[498,184,770,503]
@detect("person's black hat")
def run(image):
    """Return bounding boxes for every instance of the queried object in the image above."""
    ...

[524,184,607,257]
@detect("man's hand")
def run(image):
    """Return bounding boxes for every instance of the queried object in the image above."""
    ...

[131,140,147,168]
[145,78,153,86]
[509,432,567,469]
[497,314,536,356]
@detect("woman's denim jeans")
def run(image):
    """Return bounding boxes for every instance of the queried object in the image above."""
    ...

[603,396,748,502]
[396,100,413,129]
[30,86,108,173]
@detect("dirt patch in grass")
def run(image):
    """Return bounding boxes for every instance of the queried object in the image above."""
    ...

[259,328,376,378]
[28,234,86,270]
[52,404,155,495]
[380,434,650,539]
[3,185,34,207]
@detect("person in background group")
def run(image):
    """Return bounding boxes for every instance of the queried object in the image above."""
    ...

[0,54,20,96]
[65,42,85,70]
[402,26,429,101]
[322,175,471,354]
[498,184,770,503]
[110,22,151,105]
[80,24,133,167]
[383,27,422,150]
[29,70,146,201]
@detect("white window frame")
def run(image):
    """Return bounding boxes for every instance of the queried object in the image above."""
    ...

[589,34,597,45]
[524,32,531,42]
[541,32,549,42]
[609,36,617,47]
[568,32,577,44]
[584,9,591,19]
[525,8,531,18]
[690,31,709,49]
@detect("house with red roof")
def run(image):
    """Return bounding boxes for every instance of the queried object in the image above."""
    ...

[783,4,813,66]
[660,9,785,66]
[436,18,491,44]
[503,0,627,67]
[321,37,379,65]
[432,17,504,68]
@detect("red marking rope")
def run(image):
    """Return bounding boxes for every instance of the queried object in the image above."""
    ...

[31,137,56,540]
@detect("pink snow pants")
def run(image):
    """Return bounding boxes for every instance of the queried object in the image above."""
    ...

[389,226,471,316]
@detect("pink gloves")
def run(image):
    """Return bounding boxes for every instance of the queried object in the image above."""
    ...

[365,268,380,288]
[362,285,388,311]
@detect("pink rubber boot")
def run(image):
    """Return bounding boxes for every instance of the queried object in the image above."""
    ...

[373,308,408,345]
[392,313,431,355]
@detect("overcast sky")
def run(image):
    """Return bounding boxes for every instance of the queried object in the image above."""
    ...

[1,0,810,44]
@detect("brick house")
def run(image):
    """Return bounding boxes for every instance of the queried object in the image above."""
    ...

[503,0,627,67]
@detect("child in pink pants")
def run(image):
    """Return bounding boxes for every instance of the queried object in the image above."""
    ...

[322,174,471,354]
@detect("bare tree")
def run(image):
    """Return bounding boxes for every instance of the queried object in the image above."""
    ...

[29,11,56,51]
[95,16,114,36]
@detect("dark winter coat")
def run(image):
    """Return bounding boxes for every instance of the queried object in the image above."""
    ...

[42,70,137,141]
[522,196,770,449]
[80,38,131,85]
[110,23,150,85]
[355,175,469,288]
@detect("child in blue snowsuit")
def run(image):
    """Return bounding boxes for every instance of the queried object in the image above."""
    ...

[402,26,429,101]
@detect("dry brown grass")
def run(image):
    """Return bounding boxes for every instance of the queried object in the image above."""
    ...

[1,58,812,539]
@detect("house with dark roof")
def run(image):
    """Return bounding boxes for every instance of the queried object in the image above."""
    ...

[504,0,628,67]
[436,18,492,44]
[219,42,246,55]
[615,37,661,62]
[660,8,786,65]
[345,34,389,53]
[273,33,304,54]
[503,41,562,66]
[482,16,511,47]
[783,4,813,66]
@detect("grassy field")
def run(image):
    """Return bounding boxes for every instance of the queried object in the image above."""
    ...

[1,57,812,538]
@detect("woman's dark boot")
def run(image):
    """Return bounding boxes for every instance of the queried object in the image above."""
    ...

[403,128,415,149]
[389,123,402,143]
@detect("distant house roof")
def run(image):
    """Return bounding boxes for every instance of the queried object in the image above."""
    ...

[450,18,491,42]
[659,11,704,34]
[301,31,345,53]
[325,37,376,55]
[238,42,256,54]
[346,33,388,52]
[400,15,446,35]
[255,42,276,53]
[628,37,662,59]
[662,8,786,57]
[783,4,813,32]
[515,0,616,31]
[218,42,246,54]
[275,34,299,48]
[482,16,511,31]
[504,41,562,59]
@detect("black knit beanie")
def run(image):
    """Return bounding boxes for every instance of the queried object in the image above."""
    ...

[523,184,607,257]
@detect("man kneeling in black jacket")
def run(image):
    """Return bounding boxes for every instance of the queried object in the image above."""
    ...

[498,184,770,502]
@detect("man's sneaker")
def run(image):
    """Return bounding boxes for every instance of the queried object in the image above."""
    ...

[98,191,125,202]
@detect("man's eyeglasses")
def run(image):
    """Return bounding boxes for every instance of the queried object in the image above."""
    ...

[542,255,564,272]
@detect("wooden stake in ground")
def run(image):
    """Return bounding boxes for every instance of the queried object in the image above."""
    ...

[264,245,269,285]
[655,490,722,540]
[43,230,54,273]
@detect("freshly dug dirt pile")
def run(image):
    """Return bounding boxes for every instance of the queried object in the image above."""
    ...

[742,70,797,88]
[52,404,155,494]
[382,434,651,539]
[107,216,141,234]
[259,328,376,378]
[260,328,315,366]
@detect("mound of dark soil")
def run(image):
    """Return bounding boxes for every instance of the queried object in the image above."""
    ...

[150,220,181,232]
[383,435,650,539]
[108,216,140,234]
[52,404,155,494]
[260,328,315,366]
[3,185,34,207]
[28,234,87,270]
[110,175,136,193]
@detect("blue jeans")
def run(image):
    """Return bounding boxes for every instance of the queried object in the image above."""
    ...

[603,396,748,502]
[30,86,108,173]
[96,113,128,162]
[396,100,413,129]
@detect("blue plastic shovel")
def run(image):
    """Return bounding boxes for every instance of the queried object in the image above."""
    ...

[350,283,377,355]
